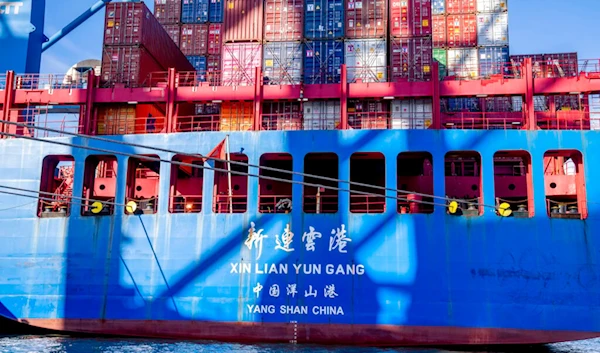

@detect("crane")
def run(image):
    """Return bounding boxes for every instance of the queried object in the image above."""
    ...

[0,0,116,74]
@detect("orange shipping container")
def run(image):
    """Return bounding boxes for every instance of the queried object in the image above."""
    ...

[220,102,254,131]
[223,0,264,42]
[96,104,166,135]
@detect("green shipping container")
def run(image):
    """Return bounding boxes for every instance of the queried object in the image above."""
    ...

[433,48,448,79]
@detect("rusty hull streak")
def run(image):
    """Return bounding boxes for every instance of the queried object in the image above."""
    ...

[13,318,600,346]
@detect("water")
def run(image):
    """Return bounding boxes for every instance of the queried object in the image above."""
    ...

[1,336,600,353]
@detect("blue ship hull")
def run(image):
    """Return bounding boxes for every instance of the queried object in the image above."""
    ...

[1,129,599,345]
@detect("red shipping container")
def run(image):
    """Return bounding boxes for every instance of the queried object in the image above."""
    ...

[390,37,433,82]
[223,0,264,42]
[181,24,209,56]
[154,0,182,24]
[207,55,221,85]
[101,46,164,87]
[264,0,304,41]
[163,24,181,46]
[208,24,223,55]
[432,15,446,48]
[446,0,476,14]
[447,14,477,47]
[346,0,388,38]
[103,2,193,73]
[390,0,431,38]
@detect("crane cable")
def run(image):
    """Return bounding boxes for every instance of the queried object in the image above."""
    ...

[0,119,493,209]
[0,131,461,211]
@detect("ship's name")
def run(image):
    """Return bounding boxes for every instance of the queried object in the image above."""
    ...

[230,263,365,276]
[247,304,344,316]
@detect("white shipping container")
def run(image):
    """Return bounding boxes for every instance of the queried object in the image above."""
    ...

[591,94,600,131]
[303,101,341,130]
[477,0,508,13]
[391,99,433,130]
[221,43,263,86]
[448,48,479,79]
[477,12,508,46]
[344,39,387,83]
[263,42,303,85]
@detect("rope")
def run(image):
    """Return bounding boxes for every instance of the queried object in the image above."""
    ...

[0,119,497,209]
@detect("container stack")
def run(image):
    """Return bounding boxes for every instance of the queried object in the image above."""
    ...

[100,2,194,87]
[388,0,433,130]
[154,0,224,119]
[476,0,509,78]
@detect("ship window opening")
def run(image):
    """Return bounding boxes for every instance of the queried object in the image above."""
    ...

[169,155,204,214]
[125,155,160,215]
[262,102,302,131]
[493,151,533,218]
[445,152,482,216]
[350,153,385,214]
[543,150,587,219]
[397,152,434,214]
[213,154,248,213]
[259,154,293,214]
[38,155,75,218]
[82,155,117,216]
[303,153,338,214]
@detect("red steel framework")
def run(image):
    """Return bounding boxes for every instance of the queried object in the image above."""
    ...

[1,58,600,136]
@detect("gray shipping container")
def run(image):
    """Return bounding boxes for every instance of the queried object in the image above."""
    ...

[263,42,304,85]
[303,101,341,130]
[344,39,387,83]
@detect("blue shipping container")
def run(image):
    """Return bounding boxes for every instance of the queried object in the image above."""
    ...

[478,46,510,78]
[186,55,208,81]
[182,0,209,23]
[432,0,445,15]
[209,0,223,22]
[446,98,481,112]
[304,0,344,39]
[303,40,344,84]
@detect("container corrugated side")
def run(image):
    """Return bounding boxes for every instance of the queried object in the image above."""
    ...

[181,24,209,56]
[448,48,478,79]
[447,14,477,47]
[163,24,182,46]
[346,0,387,38]
[345,39,387,83]
[432,0,445,14]
[104,3,194,73]
[478,46,509,78]
[391,99,432,129]
[223,0,264,42]
[477,0,507,13]
[222,43,263,86]
[208,24,222,55]
[263,42,303,85]
[264,0,304,42]
[221,101,254,131]
[304,0,344,40]
[303,101,341,130]
[446,0,476,14]
[303,40,344,84]
[390,0,431,38]
[155,0,182,24]
[433,48,448,78]
[484,96,514,112]
[433,15,446,47]
[181,0,209,23]
[445,97,480,112]
[263,101,303,130]
[209,0,224,22]
[101,46,164,87]
[390,37,433,82]
[477,12,508,46]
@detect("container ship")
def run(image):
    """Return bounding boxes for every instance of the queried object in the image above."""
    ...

[1,0,600,346]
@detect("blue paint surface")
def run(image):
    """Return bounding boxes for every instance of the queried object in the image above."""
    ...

[303,40,344,84]
[304,0,344,40]
[208,0,223,23]
[0,130,599,336]
[0,0,46,74]
[181,0,209,24]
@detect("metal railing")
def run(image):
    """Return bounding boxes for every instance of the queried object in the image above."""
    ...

[303,194,338,214]
[96,115,166,135]
[169,195,203,213]
[125,197,158,214]
[213,195,248,214]
[261,114,303,131]
[348,112,390,130]
[13,73,91,90]
[536,111,596,131]
[349,194,386,214]
[441,112,525,130]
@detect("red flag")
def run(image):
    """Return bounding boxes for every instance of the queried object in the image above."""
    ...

[203,138,227,163]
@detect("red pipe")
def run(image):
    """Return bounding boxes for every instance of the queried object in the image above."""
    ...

[166,68,177,133]
[253,67,263,131]
[524,58,536,130]
[340,64,348,130]
[83,71,96,135]
[431,62,441,129]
